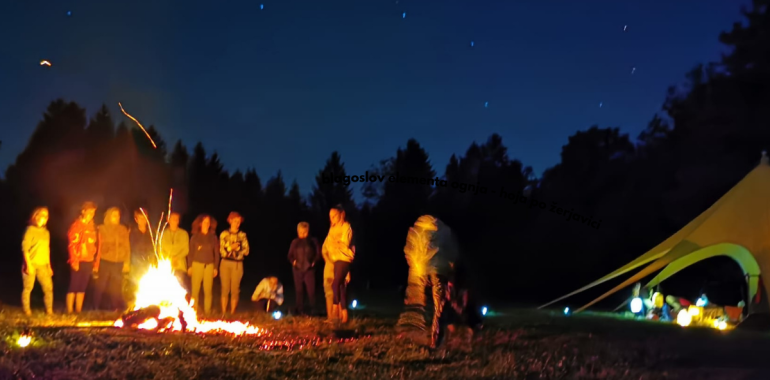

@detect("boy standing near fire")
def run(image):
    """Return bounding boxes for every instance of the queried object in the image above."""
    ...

[219,212,250,314]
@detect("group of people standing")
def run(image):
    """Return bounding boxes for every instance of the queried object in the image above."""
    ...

[20,202,357,326]
[22,200,476,347]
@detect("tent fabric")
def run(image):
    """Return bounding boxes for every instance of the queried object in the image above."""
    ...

[538,163,736,310]
[572,155,770,313]
[643,243,761,300]
[536,159,756,311]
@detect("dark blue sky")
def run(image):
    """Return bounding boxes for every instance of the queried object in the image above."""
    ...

[0,0,750,199]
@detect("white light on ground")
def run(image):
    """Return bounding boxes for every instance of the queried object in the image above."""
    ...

[630,297,643,313]
[481,306,488,316]
[351,300,358,309]
[677,310,692,327]
[272,311,282,320]
[717,321,727,330]
[564,307,570,315]
[17,335,31,347]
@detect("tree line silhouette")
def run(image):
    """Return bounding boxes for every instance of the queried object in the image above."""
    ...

[0,0,767,308]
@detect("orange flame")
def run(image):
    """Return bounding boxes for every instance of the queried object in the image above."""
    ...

[117,188,266,336]
[118,102,157,148]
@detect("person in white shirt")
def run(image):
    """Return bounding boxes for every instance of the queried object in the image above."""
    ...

[251,276,283,313]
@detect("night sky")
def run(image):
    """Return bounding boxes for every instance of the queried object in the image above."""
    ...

[0,0,750,199]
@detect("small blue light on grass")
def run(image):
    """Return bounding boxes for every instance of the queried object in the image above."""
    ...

[563,307,570,315]
[351,299,358,309]
[481,306,488,316]
[272,311,282,320]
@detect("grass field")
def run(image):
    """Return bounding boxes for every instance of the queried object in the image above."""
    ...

[1,303,770,379]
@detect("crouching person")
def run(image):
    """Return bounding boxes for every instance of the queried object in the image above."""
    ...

[252,276,284,313]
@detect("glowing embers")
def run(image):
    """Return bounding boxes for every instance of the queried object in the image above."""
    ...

[115,258,266,336]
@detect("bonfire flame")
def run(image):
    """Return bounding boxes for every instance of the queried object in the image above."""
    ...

[115,189,265,336]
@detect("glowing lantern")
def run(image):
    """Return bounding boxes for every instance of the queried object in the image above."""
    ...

[652,292,664,309]
[272,311,282,320]
[563,307,570,315]
[351,300,358,309]
[481,306,488,316]
[677,309,692,327]
[630,297,643,313]
[17,335,31,347]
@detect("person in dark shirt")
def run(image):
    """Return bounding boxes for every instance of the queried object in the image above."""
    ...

[287,221,320,315]
[188,214,219,314]
[126,209,156,309]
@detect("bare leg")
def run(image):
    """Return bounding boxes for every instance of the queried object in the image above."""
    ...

[75,293,85,313]
[221,297,228,314]
[66,293,75,314]
[340,308,348,324]
[230,299,238,314]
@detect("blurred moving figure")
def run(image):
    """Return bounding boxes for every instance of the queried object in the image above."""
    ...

[396,215,460,348]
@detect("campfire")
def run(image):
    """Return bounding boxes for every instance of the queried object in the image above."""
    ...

[111,189,265,336]
[114,258,266,336]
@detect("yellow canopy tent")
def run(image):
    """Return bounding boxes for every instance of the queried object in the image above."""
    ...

[540,152,770,314]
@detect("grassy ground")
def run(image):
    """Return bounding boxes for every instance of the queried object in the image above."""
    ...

[1,304,770,379]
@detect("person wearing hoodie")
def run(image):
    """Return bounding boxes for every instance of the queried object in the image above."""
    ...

[21,207,54,316]
[323,205,354,324]
[287,221,320,315]
[188,214,219,314]
[93,207,131,310]
[396,215,460,349]
[161,212,190,292]
[67,201,98,314]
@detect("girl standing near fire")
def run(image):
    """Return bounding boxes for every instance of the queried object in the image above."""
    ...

[21,207,54,316]
[322,205,354,324]
[188,214,219,315]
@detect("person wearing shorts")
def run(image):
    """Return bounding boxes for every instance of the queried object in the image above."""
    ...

[67,202,98,314]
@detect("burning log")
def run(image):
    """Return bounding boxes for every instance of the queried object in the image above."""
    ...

[157,317,175,331]
[178,309,188,332]
[121,305,161,327]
